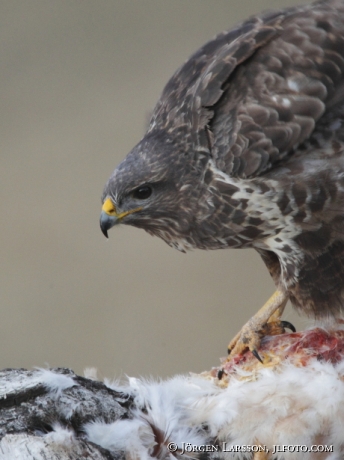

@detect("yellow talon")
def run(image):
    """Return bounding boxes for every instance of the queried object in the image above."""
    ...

[227,290,288,362]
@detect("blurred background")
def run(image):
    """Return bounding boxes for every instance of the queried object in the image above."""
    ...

[1,0,309,379]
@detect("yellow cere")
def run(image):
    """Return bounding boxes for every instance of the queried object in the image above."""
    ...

[102,198,143,219]
[102,198,116,215]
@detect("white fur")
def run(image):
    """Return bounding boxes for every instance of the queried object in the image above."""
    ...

[191,361,344,459]
[85,359,344,459]
[0,372,44,400]
[2,355,341,458]
[85,419,156,460]
[0,369,74,404]
[37,368,75,394]
[44,424,76,446]
[84,367,99,380]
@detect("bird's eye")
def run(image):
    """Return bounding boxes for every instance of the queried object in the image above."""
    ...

[132,185,152,200]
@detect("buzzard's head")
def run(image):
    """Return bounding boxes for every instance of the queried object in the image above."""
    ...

[100,132,205,251]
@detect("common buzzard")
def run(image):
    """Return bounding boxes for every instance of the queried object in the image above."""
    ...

[100,0,344,359]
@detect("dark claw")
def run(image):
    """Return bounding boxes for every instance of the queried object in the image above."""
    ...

[217,369,225,380]
[227,347,232,355]
[281,320,296,333]
[252,348,263,363]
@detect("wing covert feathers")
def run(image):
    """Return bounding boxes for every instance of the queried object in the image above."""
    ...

[149,0,344,178]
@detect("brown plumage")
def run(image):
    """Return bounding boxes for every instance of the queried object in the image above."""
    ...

[100,0,344,324]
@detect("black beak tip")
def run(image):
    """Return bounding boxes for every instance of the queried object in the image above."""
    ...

[100,211,117,238]
[100,218,109,238]
[100,225,109,238]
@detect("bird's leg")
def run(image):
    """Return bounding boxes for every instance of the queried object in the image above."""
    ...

[227,290,289,362]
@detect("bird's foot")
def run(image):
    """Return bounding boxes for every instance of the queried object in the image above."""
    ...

[227,290,291,363]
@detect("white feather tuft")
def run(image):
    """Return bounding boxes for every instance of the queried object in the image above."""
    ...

[36,369,75,394]
[83,367,99,380]
[45,424,76,446]
[85,419,155,460]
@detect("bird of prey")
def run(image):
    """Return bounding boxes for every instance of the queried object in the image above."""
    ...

[100,0,344,360]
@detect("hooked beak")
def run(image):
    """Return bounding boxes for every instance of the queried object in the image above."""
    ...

[100,198,119,238]
[100,197,143,238]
